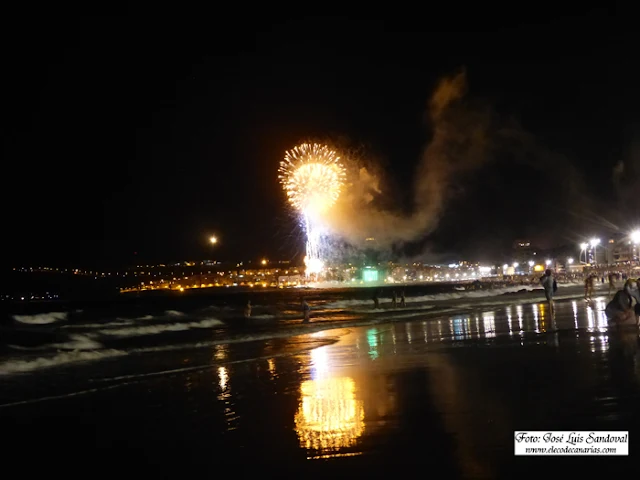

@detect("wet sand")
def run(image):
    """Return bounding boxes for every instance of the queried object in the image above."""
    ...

[1,295,638,478]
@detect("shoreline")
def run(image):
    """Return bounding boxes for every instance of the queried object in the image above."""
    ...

[200,284,602,344]
[0,283,618,377]
[0,283,607,356]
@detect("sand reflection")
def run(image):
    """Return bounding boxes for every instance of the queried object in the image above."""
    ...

[294,346,365,452]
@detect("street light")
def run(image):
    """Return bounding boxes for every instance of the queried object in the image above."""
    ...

[512,262,519,268]
[528,260,534,267]
[567,258,574,264]
[545,259,552,266]
[200,235,219,287]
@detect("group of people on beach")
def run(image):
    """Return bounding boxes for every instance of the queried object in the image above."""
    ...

[541,268,640,327]
[372,289,406,309]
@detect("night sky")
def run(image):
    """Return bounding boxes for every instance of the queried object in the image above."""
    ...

[3,9,639,268]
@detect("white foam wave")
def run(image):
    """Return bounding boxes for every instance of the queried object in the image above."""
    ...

[7,334,103,352]
[61,319,135,329]
[13,312,68,325]
[51,334,103,350]
[325,285,540,309]
[0,349,126,375]
[113,311,184,322]
[97,318,224,338]
[0,306,455,377]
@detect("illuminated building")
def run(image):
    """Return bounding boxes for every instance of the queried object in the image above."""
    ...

[605,233,638,264]
[512,239,535,265]
[362,266,379,282]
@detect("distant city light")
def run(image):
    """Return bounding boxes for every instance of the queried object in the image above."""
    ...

[209,236,218,245]
[261,259,267,265]
[631,230,640,245]
[528,260,534,267]
[545,259,552,266]
[502,264,509,270]
[567,258,574,264]
[580,242,589,251]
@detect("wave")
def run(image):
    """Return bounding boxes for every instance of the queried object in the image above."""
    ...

[0,305,463,377]
[12,312,68,325]
[58,311,198,332]
[52,334,103,350]
[324,285,541,309]
[7,334,103,352]
[0,349,126,375]
[453,291,591,310]
[61,319,135,330]
[97,318,224,338]
[105,310,186,323]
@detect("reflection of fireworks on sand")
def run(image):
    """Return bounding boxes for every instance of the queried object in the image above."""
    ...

[294,376,365,451]
[279,143,346,276]
[294,348,364,451]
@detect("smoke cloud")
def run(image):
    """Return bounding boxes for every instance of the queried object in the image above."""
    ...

[322,69,497,249]
[313,68,618,260]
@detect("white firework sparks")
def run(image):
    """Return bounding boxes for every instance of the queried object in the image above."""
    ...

[279,143,346,277]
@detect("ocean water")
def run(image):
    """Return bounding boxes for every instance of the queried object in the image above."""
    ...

[0,281,589,379]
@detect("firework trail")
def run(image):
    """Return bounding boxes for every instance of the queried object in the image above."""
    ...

[279,143,346,276]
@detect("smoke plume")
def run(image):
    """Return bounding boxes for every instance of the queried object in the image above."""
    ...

[323,69,496,248]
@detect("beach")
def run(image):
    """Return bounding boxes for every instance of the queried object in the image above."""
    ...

[1,282,638,477]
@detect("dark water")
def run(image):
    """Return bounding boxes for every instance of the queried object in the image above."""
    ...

[0,280,558,357]
[0,276,538,320]
[1,294,638,477]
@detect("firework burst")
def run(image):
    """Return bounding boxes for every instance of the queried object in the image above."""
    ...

[279,143,346,278]
[279,143,346,217]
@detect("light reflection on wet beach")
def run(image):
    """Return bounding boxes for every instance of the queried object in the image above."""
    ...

[294,346,365,454]
[279,296,639,471]
[2,295,639,477]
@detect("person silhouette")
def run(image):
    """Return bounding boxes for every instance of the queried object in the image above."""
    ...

[302,298,310,323]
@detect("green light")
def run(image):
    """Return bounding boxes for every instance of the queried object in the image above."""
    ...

[367,328,378,360]
[363,269,379,282]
